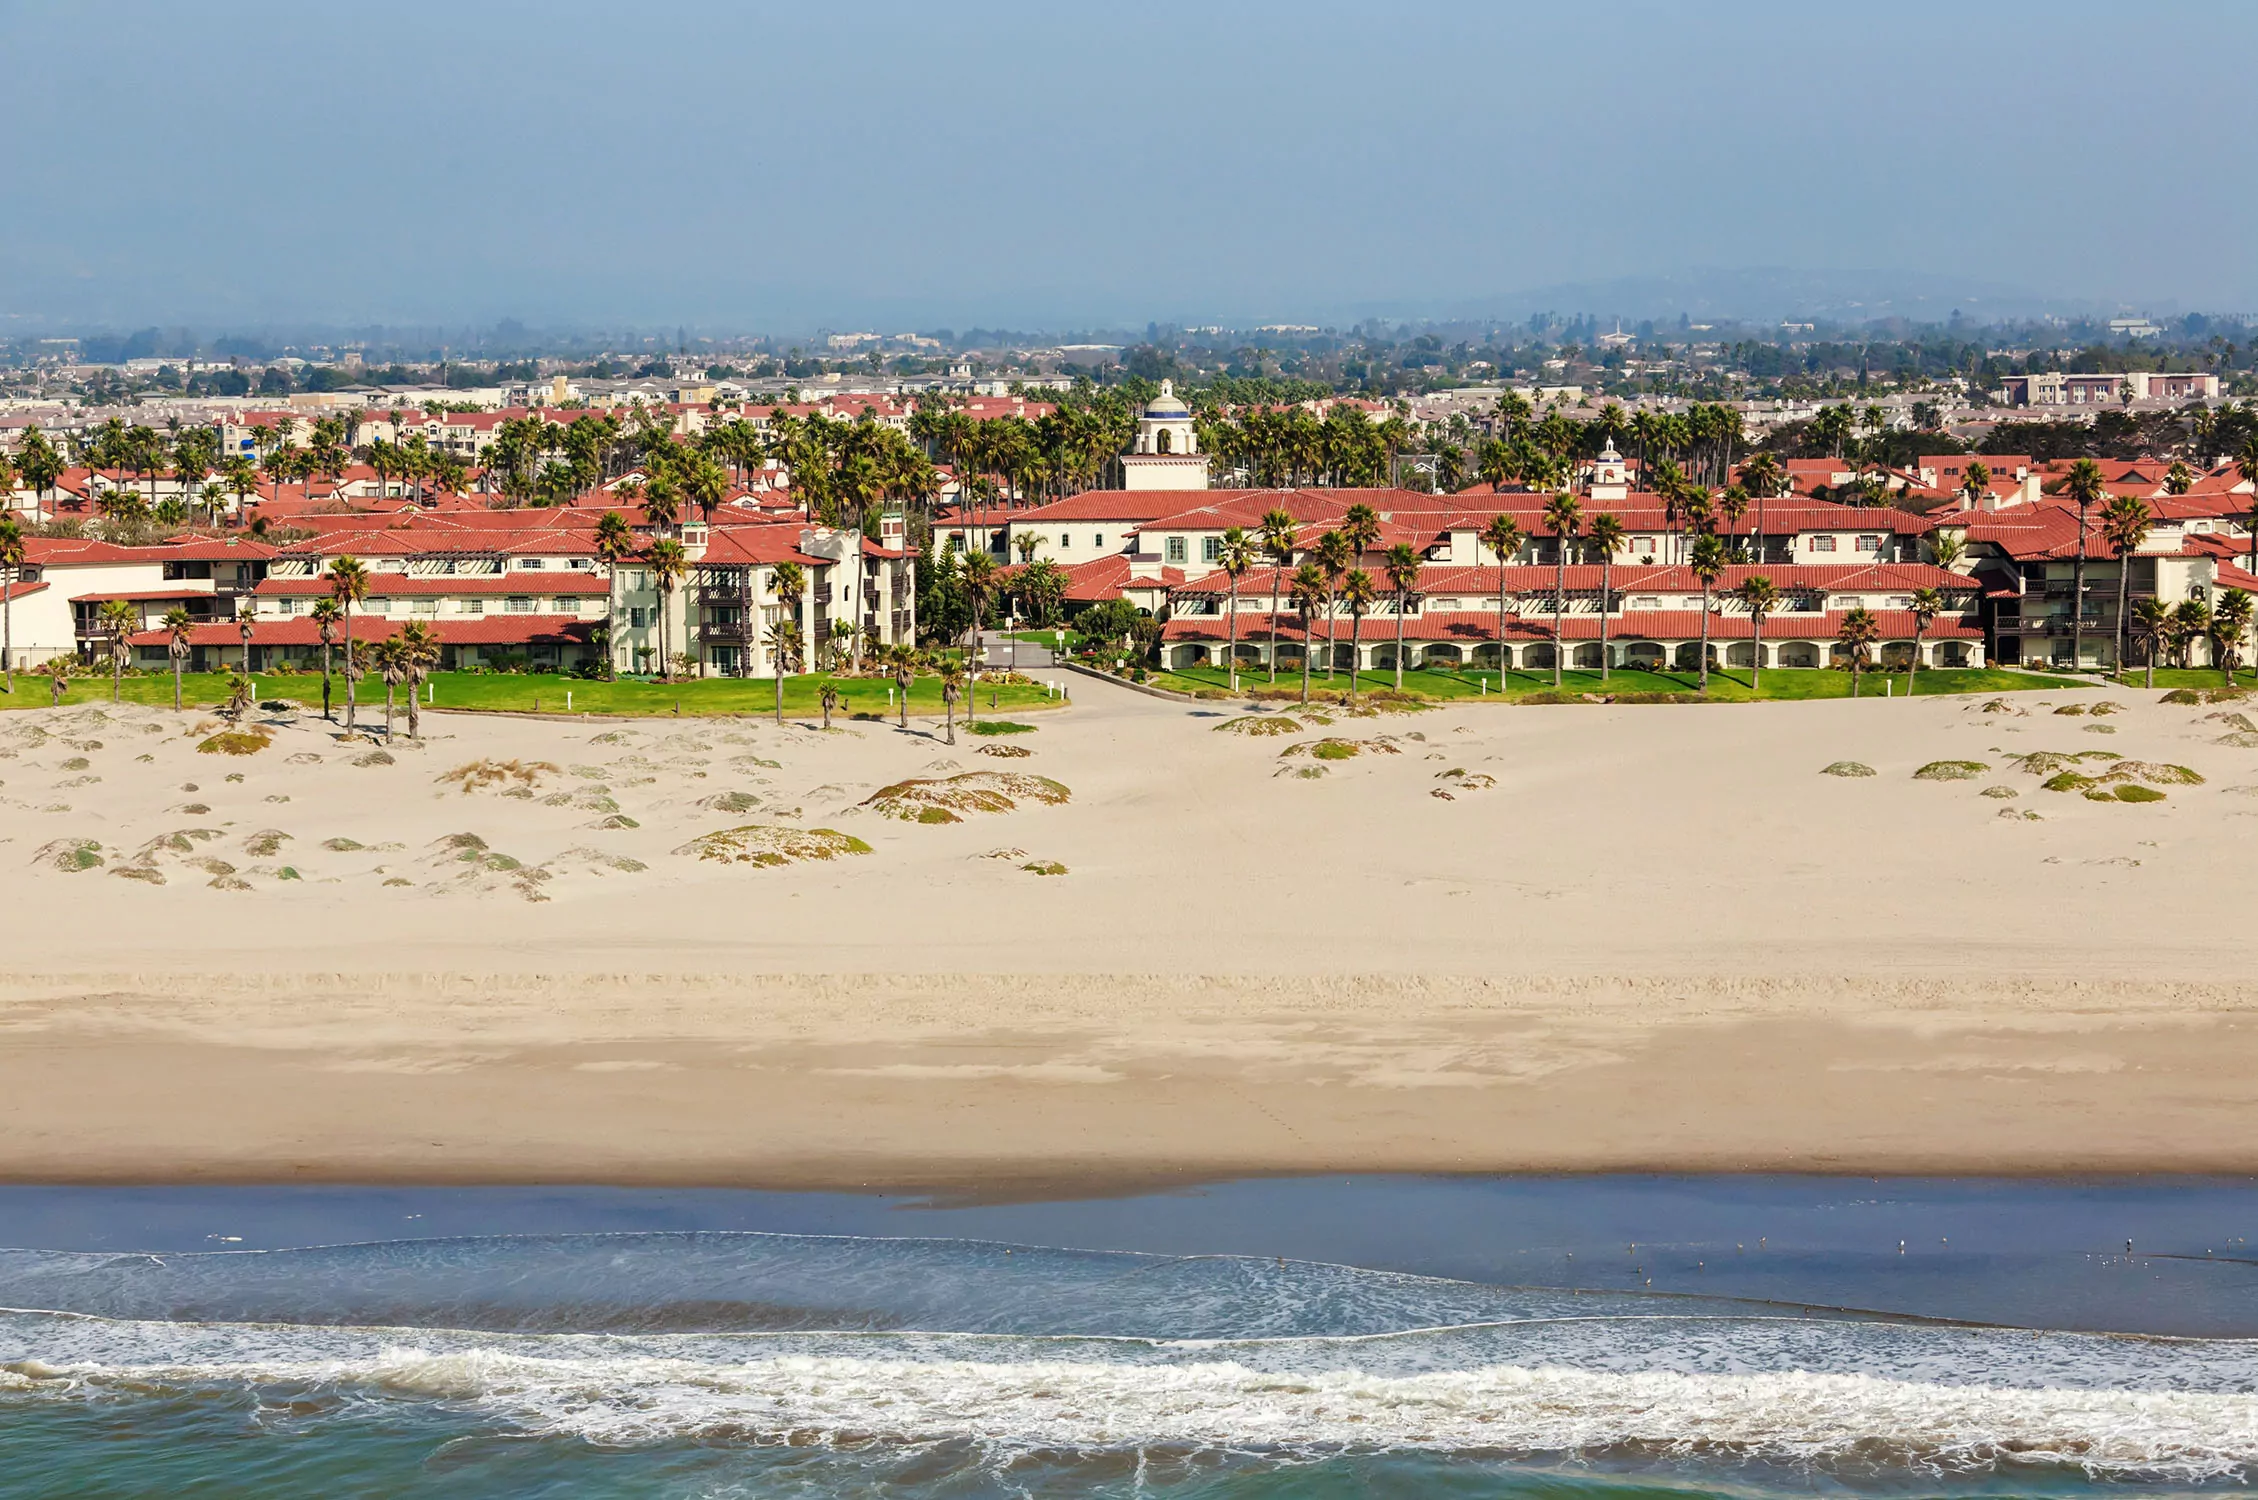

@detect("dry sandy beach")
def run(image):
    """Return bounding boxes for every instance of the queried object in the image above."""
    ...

[2,674,2255,1191]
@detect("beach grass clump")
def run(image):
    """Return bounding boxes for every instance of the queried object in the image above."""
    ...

[1979,699,2026,714]
[2112,784,2167,803]
[978,742,1033,758]
[321,837,365,852]
[1914,760,1989,781]
[242,829,292,857]
[2091,701,2124,715]
[1278,764,1328,779]
[967,720,1036,737]
[2162,687,2250,706]
[589,813,641,829]
[36,838,104,872]
[1820,761,1877,778]
[1021,860,1068,876]
[197,728,272,756]
[439,758,561,794]
[1216,715,1303,736]
[698,791,762,814]
[2215,731,2258,748]
[863,771,1070,825]
[2042,770,2097,793]
[1980,785,2019,799]
[352,749,395,767]
[674,824,872,866]
[1456,773,1497,791]
[2053,703,2088,717]
[1309,739,1362,761]
[110,864,166,884]
[2083,723,2117,734]
[2105,760,2204,786]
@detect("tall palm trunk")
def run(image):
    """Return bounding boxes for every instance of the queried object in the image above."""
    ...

[1347,608,1363,702]
[2114,553,2132,680]
[1495,578,1509,690]
[1325,593,1338,682]
[383,678,396,736]
[1226,576,1239,685]
[1910,625,1926,698]
[1598,559,1613,683]
[1751,612,1765,694]
[1267,563,1282,683]
[172,652,183,710]
[1551,551,1565,688]
[342,608,357,729]
[1300,615,1312,705]
[3,573,12,695]
[1698,585,1712,691]
[2071,508,2088,671]
[1393,593,1407,691]
[657,589,672,682]
[775,666,785,725]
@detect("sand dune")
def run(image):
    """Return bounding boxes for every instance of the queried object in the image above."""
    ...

[1,679,2254,1188]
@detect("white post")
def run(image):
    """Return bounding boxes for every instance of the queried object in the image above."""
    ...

[566,689,573,711]
[888,685,895,708]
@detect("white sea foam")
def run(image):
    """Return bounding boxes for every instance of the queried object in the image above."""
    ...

[9,1332,2258,1479]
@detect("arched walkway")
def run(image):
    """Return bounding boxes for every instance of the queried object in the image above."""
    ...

[1623,641,1664,669]
[1777,642,1820,668]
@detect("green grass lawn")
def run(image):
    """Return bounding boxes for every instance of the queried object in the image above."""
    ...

[2,670,1063,720]
[1144,663,2090,703]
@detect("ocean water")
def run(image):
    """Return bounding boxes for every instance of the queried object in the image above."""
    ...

[1,1176,2254,1496]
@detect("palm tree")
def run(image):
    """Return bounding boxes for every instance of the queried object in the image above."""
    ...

[2132,597,2170,688]
[1217,525,1254,685]
[644,537,689,683]
[0,516,23,695]
[1290,562,1324,707]
[1837,606,1880,697]
[2174,596,2213,670]
[766,619,803,724]
[1735,575,1780,694]
[1542,492,1582,688]
[237,601,256,681]
[1689,533,1726,691]
[939,657,964,744]
[163,605,193,710]
[593,509,636,680]
[98,598,135,702]
[1315,530,1351,682]
[1259,506,1297,683]
[1586,513,1626,682]
[1341,503,1381,569]
[1340,568,1376,702]
[2062,457,2107,671]
[1480,514,1523,688]
[1929,531,1965,572]
[370,636,410,735]
[2214,589,2254,688]
[310,597,342,720]
[1384,542,1422,690]
[399,620,440,739]
[960,550,998,721]
[1907,587,1944,698]
[890,642,919,728]
[1739,450,1784,564]
[819,680,840,730]
[326,555,370,730]
[2100,495,2152,680]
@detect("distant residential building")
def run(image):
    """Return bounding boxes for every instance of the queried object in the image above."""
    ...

[1998,371,2218,407]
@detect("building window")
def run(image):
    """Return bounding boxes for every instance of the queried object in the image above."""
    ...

[552,598,576,613]
[519,558,545,570]
[461,599,484,616]
[1201,536,1221,563]
[1837,597,1862,610]
[1888,596,1912,609]
[412,599,439,616]
[629,607,650,628]
[1166,537,1187,564]
[1811,536,1836,552]
[506,597,535,614]
[1855,535,1881,553]
[1093,534,1104,548]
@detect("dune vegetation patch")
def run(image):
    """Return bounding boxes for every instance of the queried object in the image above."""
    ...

[2163,686,2251,705]
[439,758,561,794]
[1820,761,1877,778]
[674,825,872,866]
[2106,760,2204,786]
[697,791,762,814]
[35,838,104,872]
[863,771,1070,825]
[1981,785,2020,799]
[2012,750,2121,776]
[2215,731,2258,748]
[242,829,292,857]
[1914,760,1989,781]
[967,720,1037,737]
[2107,784,2168,803]
[197,728,272,756]
[321,837,366,852]
[977,742,1033,758]
[2053,704,2089,717]
[352,749,395,768]
[1216,715,1304,736]
[1021,859,1068,876]
[425,833,552,901]
[1282,737,1402,762]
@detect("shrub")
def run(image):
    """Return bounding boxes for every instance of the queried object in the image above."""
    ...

[2114,784,2167,803]
[1820,761,1876,777]
[196,729,272,756]
[1913,760,1988,781]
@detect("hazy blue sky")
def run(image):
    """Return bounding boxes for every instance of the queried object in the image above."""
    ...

[5,0,2251,332]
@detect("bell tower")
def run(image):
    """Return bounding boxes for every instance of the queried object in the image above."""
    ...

[1120,380,1210,490]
